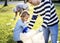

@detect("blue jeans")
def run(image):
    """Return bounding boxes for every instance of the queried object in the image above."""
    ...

[43,24,58,43]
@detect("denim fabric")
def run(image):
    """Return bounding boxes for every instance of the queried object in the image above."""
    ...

[43,24,58,43]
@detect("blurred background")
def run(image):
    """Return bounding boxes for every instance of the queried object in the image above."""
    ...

[0,0,60,43]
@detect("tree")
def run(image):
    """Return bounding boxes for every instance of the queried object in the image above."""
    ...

[4,0,8,6]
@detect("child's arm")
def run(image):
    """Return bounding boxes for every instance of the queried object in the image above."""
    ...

[14,19,21,31]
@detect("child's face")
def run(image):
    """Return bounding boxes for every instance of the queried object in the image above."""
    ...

[22,14,29,22]
[28,0,40,6]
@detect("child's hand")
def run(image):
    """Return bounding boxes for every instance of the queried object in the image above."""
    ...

[22,27,30,33]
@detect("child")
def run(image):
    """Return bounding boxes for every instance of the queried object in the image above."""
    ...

[13,10,30,43]
[23,0,59,43]
[13,2,28,20]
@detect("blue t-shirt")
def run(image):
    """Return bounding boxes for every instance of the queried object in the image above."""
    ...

[13,19,26,41]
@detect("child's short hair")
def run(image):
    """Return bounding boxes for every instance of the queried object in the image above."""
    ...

[21,10,30,17]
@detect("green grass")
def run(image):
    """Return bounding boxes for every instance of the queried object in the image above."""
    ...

[0,4,60,43]
[0,4,16,43]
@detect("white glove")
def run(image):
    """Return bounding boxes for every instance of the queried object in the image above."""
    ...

[35,26,44,34]
[39,26,44,32]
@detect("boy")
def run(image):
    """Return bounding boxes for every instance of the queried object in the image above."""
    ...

[23,0,59,43]
[13,10,30,43]
[13,2,28,20]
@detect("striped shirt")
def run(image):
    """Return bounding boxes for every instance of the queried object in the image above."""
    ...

[27,0,59,29]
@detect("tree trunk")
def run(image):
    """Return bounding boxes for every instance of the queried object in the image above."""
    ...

[4,0,8,6]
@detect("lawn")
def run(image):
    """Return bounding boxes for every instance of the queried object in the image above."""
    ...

[0,3,60,43]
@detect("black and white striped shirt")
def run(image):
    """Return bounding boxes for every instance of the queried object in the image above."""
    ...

[27,0,59,29]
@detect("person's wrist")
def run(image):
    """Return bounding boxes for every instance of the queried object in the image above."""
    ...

[39,26,44,32]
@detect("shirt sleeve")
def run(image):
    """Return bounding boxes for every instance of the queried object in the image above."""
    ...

[27,1,51,29]
[41,1,51,28]
[27,13,38,29]
[14,19,23,31]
